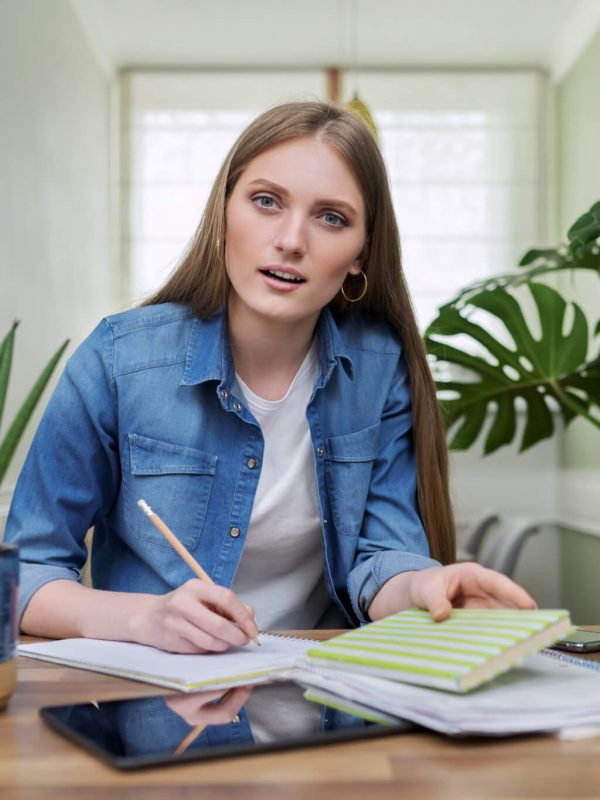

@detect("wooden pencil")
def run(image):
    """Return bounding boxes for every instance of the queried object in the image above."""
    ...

[137,498,260,646]
[172,688,239,756]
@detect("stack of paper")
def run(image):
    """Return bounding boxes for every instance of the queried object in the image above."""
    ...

[293,653,600,736]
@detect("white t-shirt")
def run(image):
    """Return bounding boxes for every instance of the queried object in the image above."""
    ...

[231,339,331,630]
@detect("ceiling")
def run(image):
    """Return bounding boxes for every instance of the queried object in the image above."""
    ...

[70,0,600,81]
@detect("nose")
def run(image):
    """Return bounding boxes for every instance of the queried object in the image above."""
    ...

[273,212,307,257]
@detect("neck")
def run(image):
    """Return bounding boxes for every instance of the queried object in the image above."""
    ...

[227,298,319,400]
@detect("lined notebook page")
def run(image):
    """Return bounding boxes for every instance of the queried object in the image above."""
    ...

[19,633,313,691]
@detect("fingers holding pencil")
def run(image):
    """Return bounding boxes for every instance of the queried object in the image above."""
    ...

[166,685,252,727]
[136,499,260,652]
[167,686,253,755]
[147,579,259,653]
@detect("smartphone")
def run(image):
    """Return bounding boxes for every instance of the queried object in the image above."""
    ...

[551,629,600,653]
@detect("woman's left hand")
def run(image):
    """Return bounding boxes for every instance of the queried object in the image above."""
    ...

[368,562,536,622]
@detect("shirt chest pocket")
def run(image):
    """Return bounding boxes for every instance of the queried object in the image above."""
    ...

[125,433,218,551]
[324,422,380,536]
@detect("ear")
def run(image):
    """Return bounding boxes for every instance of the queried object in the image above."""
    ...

[347,256,363,277]
[348,240,368,276]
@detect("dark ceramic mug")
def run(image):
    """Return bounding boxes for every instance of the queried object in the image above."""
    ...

[0,542,19,710]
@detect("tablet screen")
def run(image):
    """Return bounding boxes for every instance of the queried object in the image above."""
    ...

[40,680,411,769]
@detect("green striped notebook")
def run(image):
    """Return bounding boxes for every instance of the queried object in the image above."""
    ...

[305,608,573,693]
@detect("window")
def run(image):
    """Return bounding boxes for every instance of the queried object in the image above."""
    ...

[120,70,548,329]
[356,70,548,327]
[119,71,325,301]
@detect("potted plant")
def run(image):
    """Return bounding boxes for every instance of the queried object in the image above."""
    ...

[0,322,69,533]
[424,200,600,455]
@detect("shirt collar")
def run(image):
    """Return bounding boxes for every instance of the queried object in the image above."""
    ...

[315,307,354,386]
[181,306,231,387]
[181,305,354,389]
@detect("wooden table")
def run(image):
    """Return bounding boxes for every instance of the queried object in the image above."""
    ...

[3,630,600,800]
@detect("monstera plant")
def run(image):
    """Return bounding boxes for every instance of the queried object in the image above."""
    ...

[425,200,600,455]
[0,322,69,484]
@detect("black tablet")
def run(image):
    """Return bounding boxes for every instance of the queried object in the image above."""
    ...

[40,680,412,770]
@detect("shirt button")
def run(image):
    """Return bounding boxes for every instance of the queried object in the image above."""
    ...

[316,446,324,457]
[246,457,257,469]
[233,401,242,412]
[230,527,241,538]
[232,714,241,724]
[220,388,229,400]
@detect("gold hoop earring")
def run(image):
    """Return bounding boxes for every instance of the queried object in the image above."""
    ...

[341,270,368,303]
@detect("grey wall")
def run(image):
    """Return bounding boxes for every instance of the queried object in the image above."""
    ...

[0,0,114,488]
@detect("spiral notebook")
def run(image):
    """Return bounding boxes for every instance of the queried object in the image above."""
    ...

[18,633,313,692]
[303,608,572,693]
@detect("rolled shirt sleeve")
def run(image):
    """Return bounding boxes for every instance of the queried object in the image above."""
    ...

[345,350,441,623]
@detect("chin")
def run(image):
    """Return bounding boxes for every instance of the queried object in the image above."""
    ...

[251,297,317,322]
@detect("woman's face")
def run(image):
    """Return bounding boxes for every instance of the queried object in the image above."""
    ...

[224,136,366,331]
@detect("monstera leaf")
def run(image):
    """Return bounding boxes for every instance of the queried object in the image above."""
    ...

[425,282,600,455]
[568,199,600,260]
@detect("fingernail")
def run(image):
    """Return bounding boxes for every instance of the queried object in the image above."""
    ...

[432,606,449,621]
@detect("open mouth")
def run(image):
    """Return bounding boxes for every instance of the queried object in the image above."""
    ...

[260,269,306,284]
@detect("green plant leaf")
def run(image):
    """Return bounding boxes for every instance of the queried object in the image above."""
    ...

[518,248,564,267]
[0,321,19,432]
[568,200,600,260]
[0,337,69,483]
[425,283,600,455]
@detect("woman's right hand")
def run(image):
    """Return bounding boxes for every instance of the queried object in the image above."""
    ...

[133,579,260,653]
[165,685,253,728]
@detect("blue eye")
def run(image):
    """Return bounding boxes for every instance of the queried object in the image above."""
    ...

[253,194,277,209]
[322,212,346,228]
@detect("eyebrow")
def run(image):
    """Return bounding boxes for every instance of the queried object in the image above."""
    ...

[247,178,359,217]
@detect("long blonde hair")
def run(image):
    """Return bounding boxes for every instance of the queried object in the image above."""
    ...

[144,101,455,564]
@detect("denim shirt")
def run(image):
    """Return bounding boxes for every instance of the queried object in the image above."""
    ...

[5,303,439,626]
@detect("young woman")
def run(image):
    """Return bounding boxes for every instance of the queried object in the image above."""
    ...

[5,101,535,654]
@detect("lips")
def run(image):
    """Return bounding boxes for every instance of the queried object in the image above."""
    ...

[259,266,306,284]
